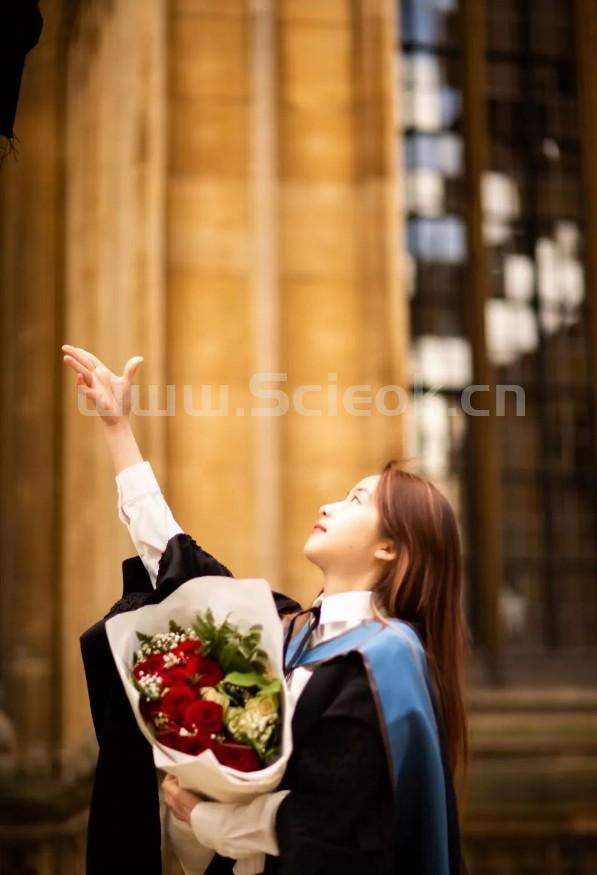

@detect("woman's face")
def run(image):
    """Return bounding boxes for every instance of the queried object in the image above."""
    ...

[304,474,395,583]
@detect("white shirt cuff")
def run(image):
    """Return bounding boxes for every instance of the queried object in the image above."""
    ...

[189,790,290,860]
[115,460,161,525]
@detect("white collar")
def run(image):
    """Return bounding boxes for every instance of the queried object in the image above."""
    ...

[311,589,374,625]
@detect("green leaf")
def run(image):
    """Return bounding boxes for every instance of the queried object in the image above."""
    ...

[256,679,282,697]
[187,608,272,677]
[223,671,265,689]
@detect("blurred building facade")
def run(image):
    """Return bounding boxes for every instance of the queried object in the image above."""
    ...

[0,0,595,873]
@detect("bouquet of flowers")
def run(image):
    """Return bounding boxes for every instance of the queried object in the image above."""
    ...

[106,575,293,875]
[132,610,282,770]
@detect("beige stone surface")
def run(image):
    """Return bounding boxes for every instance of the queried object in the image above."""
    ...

[280,104,356,180]
[165,2,259,589]
[279,23,354,107]
[277,0,406,602]
[0,0,64,778]
[167,179,251,273]
[60,0,167,768]
[170,100,248,176]
[279,0,355,24]
[170,13,248,100]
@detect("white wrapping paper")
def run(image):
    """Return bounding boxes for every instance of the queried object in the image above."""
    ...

[106,575,293,875]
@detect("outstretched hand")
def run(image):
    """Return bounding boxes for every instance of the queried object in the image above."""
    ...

[62,344,144,427]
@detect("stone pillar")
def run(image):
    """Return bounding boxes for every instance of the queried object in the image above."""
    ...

[166,0,407,607]
[166,0,269,585]
[0,0,64,781]
[1,0,168,869]
[0,0,91,869]
[61,0,166,761]
[277,0,408,603]
[61,0,167,771]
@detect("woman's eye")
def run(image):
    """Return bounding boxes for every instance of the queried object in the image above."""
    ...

[350,494,360,503]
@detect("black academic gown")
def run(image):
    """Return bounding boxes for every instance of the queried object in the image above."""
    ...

[238,639,464,875]
[80,534,466,875]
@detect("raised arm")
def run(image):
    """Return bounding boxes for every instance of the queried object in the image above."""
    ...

[62,344,184,585]
[62,344,237,590]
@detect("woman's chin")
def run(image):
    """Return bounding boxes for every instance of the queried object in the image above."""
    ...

[303,536,325,565]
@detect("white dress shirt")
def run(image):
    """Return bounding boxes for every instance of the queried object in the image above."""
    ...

[115,461,376,874]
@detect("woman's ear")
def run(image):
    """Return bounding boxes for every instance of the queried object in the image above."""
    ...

[374,542,397,563]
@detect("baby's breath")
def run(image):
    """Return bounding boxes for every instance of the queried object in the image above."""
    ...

[163,651,183,668]
[137,627,199,658]
[135,673,163,700]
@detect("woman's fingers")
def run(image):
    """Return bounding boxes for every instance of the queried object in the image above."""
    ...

[63,354,94,385]
[122,355,144,384]
[63,345,144,387]
[161,774,195,823]
[61,344,103,371]
[162,775,179,814]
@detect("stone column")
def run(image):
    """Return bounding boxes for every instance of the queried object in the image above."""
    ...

[0,0,64,781]
[165,1,407,607]
[166,0,257,576]
[61,0,167,770]
[1,0,168,869]
[277,0,408,603]
[0,0,91,869]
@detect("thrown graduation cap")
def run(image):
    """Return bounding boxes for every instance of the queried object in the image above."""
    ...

[0,0,43,141]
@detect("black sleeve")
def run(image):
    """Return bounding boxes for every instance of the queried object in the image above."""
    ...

[155,532,234,592]
[273,652,393,875]
[154,532,303,617]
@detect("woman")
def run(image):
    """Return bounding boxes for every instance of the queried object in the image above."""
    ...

[63,344,470,875]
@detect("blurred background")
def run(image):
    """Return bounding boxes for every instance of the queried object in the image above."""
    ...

[1,0,596,872]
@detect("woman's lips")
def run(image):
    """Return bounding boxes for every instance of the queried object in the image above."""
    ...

[311,523,326,533]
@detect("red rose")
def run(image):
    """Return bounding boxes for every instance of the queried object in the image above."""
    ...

[215,742,260,772]
[183,700,223,733]
[139,697,161,723]
[176,731,215,756]
[187,656,224,688]
[172,639,202,660]
[156,730,180,748]
[159,666,189,688]
[160,685,196,723]
[185,655,202,679]
[133,653,164,679]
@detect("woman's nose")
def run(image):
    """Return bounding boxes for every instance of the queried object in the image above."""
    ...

[318,504,331,518]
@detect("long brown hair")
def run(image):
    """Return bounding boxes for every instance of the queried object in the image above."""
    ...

[372,460,471,811]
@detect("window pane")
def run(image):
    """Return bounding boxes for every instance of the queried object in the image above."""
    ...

[399,0,476,637]
[484,0,597,675]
